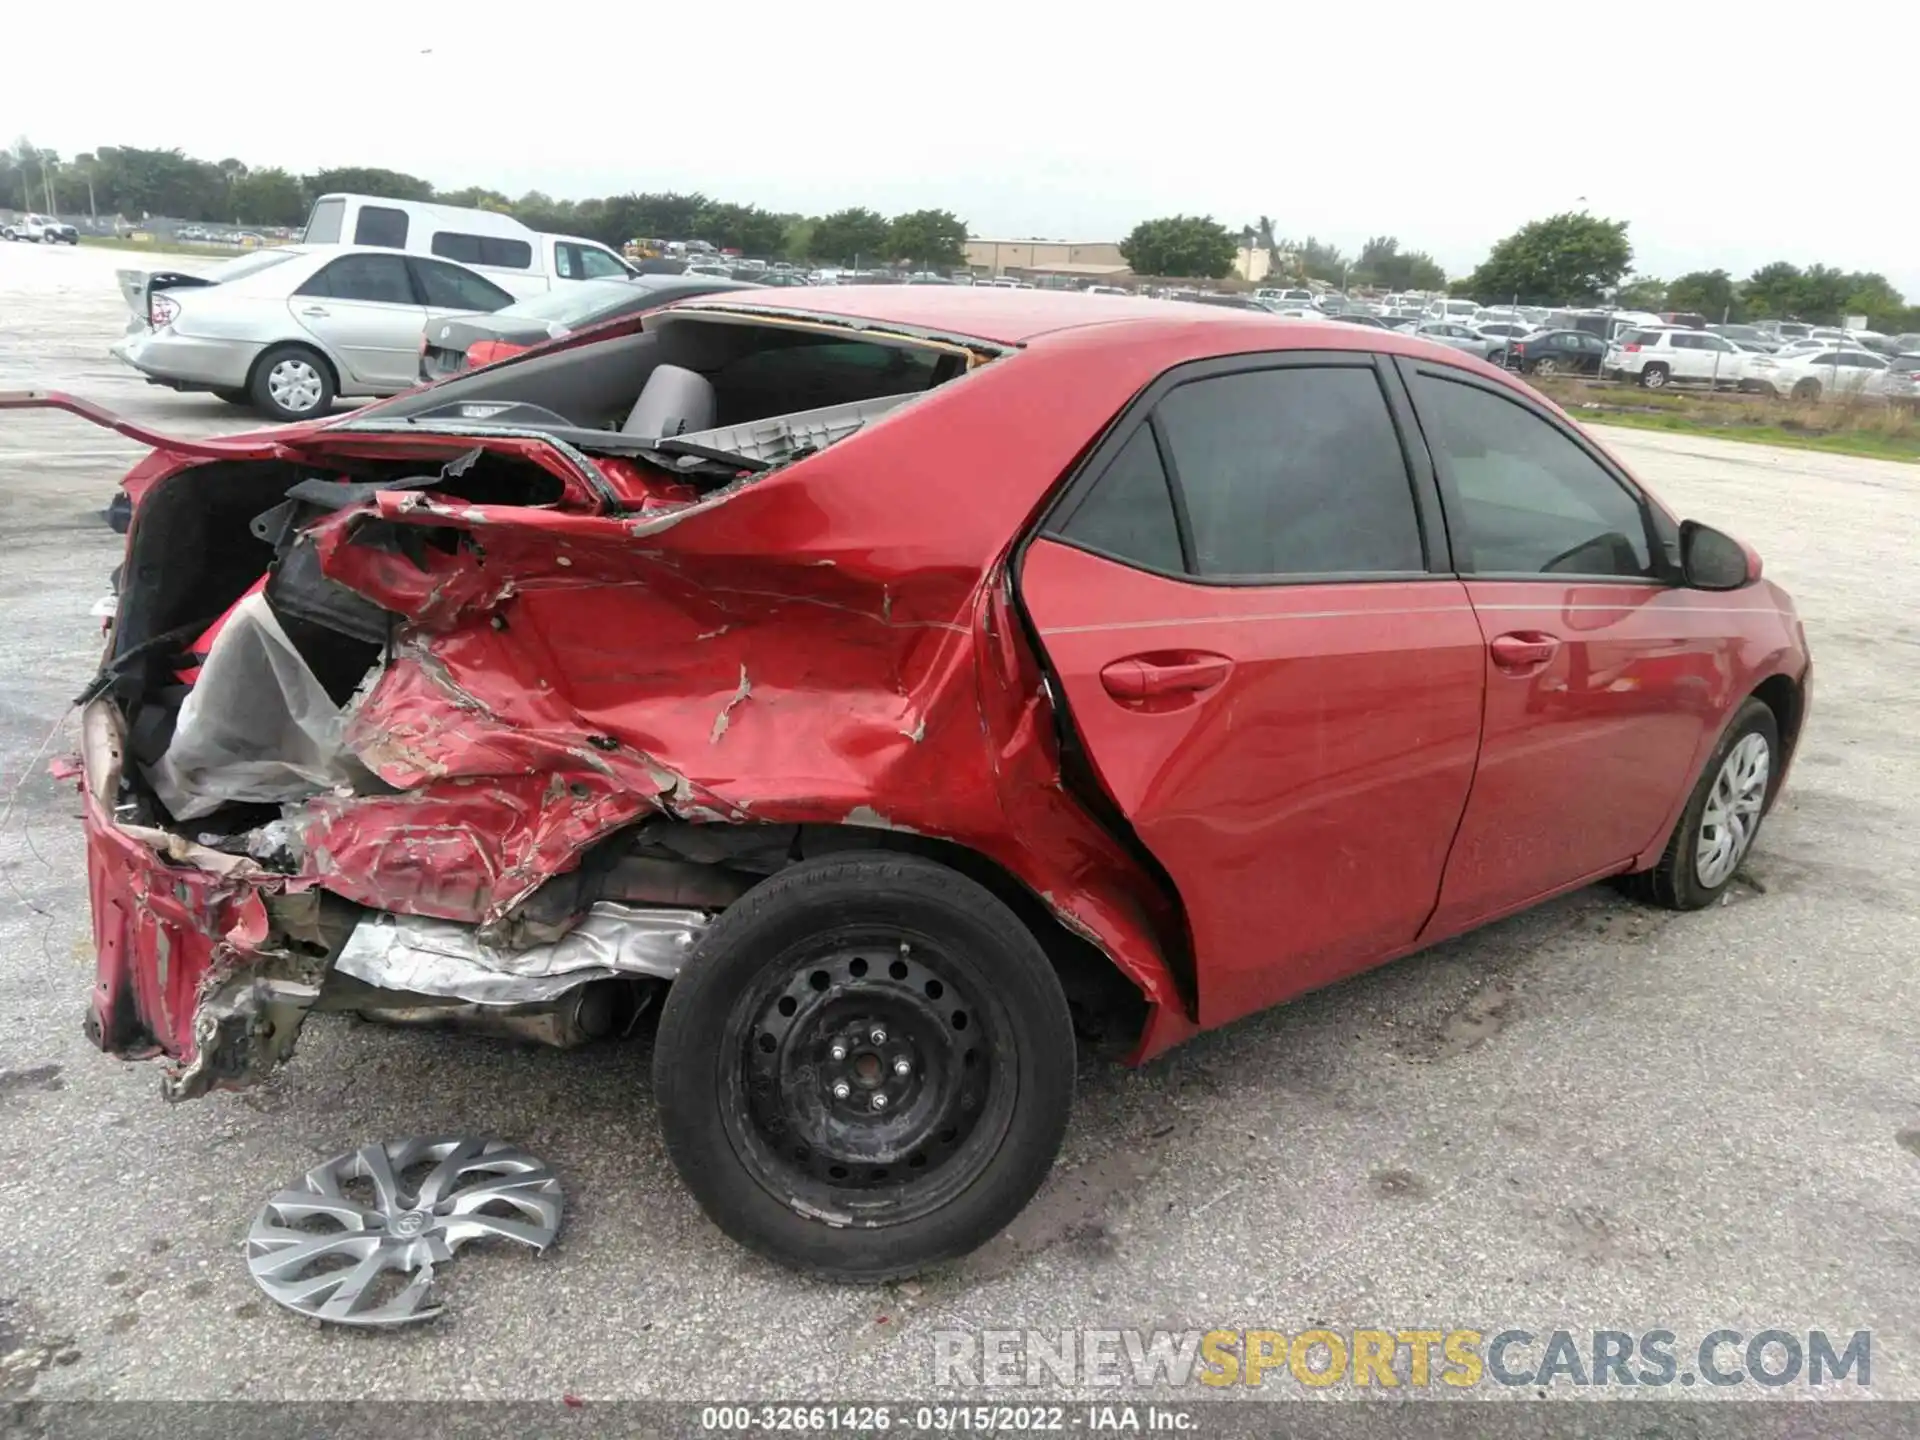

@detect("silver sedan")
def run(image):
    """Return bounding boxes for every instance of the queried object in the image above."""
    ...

[1413,321,1511,365]
[113,244,515,420]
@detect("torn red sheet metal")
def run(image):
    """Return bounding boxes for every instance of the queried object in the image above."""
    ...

[63,347,1204,1087]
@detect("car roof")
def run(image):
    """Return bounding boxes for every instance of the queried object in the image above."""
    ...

[665,285,1497,370]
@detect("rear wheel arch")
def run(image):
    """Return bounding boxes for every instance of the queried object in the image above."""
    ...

[573,819,1156,1055]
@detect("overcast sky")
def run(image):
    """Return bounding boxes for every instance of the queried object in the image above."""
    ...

[9,3,1917,295]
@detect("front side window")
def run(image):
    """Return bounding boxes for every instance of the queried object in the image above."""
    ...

[1156,366,1424,578]
[577,245,630,279]
[354,206,410,249]
[1411,372,1654,580]
[302,254,416,305]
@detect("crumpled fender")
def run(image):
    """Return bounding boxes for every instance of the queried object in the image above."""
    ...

[289,457,1193,1054]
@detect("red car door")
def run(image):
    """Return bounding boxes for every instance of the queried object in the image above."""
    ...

[1018,354,1487,1028]
[1398,360,1726,936]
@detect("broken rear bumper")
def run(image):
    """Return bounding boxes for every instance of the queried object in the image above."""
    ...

[78,700,321,1099]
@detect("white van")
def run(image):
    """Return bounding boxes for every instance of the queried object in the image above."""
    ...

[1423,297,1481,324]
[300,194,634,299]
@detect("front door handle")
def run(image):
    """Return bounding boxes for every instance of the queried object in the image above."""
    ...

[1100,653,1233,700]
[1489,631,1561,671]
[300,305,329,317]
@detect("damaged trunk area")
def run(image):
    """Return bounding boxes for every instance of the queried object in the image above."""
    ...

[85,444,709,1094]
[75,311,1071,1099]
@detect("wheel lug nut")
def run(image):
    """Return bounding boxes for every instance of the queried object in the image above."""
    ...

[829,1043,848,1062]
[872,1093,889,1110]
[893,1057,912,1077]
[870,1028,887,1045]
[832,1081,851,1100]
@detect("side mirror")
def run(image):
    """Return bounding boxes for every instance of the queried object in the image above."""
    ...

[1680,520,1761,590]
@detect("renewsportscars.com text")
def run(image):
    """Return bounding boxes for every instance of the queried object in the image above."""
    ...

[932,1327,1871,1390]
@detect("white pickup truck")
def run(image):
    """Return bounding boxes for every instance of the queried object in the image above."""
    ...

[3,213,79,244]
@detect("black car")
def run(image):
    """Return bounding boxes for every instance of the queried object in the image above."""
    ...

[1504,328,1607,376]
[419,274,761,382]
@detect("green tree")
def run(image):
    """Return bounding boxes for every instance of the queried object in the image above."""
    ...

[694,200,788,256]
[304,166,435,203]
[1119,214,1237,279]
[1279,234,1349,286]
[1614,276,1668,310]
[783,216,817,264]
[810,207,892,265]
[437,185,513,211]
[1351,235,1446,292]
[886,208,968,267]
[1666,269,1738,322]
[229,167,307,228]
[1741,261,1807,319]
[1461,212,1632,305]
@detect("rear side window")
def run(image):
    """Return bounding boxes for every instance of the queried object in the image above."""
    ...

[431,232,533,269]
[302,198,344,244]
[1058,427,1184,573]
[299,254,416,304]
[354,206,410,249]
[1411,373,1654,579]
[409,258,513,312]
[1620,330,1662,347]
[1156,367,1424,578]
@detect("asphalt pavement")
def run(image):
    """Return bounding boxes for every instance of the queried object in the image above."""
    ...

[1,242,1916,1406]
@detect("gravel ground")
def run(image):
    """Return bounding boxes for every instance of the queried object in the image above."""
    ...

[1,242,1916,1406]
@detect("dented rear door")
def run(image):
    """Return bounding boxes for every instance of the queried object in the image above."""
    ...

[1018,355,1485,1028]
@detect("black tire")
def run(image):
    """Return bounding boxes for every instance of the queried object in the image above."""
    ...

[211,387,251,405]
[1533,356,1560,376]
[1640,363,1669,389]
[1623,698,1780,910]
[1792,378,1821,402]
[247,343,336,422]
[653,851,1075,1282]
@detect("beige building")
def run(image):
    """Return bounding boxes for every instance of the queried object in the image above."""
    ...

[964,238,1130,279]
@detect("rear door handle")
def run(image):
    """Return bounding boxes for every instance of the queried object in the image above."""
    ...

[1100,653,1233,700]
[300,306,329,317]
[1489,631,1560,670]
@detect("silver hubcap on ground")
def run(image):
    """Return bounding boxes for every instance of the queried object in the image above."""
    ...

[1695,732,1770,888]
[267,357,324,412]
[246,1136,561,1327]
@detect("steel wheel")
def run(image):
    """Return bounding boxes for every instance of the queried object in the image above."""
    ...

[267,356,325,413]
[1695,732,1770,888]
[653,851,1075,1280]
[722,929,1016,1227]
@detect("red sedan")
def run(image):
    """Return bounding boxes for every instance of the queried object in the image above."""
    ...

[8,288,1809,1280]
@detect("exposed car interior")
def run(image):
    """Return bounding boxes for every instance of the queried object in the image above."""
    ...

[364,313,979,483]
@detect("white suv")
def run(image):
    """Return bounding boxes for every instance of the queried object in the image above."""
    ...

[1604,327,1747,389]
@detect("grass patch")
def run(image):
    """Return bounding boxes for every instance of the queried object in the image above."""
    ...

[1584,410,1920,462]
[77,235,246,258]
[1532,377,1920,464]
